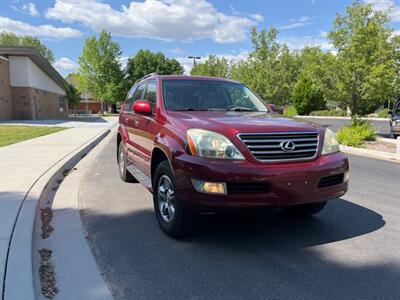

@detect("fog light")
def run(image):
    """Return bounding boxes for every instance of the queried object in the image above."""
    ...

[191,179,226,194]
[344,172,350,182]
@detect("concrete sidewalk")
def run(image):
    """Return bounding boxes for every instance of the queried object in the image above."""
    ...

[0,118,117,299]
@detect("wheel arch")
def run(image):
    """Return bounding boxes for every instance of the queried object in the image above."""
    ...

[151,147,173,183]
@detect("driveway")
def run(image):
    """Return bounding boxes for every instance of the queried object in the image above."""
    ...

[79,133,400,299]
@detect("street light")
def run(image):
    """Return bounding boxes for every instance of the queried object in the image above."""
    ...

[188,56,201,66]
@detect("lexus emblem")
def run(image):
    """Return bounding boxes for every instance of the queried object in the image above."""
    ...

[280,140,296,152]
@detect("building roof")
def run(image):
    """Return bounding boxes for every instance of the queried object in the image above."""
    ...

[0,46,68,91]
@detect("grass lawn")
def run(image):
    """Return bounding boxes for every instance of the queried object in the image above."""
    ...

[0,125,67,147]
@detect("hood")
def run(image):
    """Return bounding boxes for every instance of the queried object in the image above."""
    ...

[167,111,320,134]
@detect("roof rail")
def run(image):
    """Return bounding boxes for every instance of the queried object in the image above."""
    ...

[135,72,157,84]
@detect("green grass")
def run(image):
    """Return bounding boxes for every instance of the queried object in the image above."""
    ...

[0,125,67,147]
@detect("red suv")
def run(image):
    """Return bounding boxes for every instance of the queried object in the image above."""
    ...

[117,74,349,237]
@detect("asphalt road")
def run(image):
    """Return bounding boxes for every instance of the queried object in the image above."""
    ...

[300,117,391,137]
[79,132,400,300]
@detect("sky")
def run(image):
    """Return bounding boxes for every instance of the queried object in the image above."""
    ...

[1,0,400,77]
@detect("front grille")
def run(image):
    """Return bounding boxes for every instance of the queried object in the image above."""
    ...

[318,174,344,188]
[238,131,319,162]
[227,182,270,194]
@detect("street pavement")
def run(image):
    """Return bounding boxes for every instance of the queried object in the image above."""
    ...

[79,132,400,300]
[299,117,390,137]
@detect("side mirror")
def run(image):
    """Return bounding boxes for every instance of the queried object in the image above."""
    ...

[133,100,152,115]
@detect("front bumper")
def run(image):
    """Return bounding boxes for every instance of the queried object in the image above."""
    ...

[172,152,349,211]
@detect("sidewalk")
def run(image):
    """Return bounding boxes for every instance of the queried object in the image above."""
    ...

[0,117,117,299]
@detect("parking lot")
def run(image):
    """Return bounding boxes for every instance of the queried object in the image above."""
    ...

[78,132,400,299]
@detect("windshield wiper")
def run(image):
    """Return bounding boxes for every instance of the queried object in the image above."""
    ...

[227,106,255,111]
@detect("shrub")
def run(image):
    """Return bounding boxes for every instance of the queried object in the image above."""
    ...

[376,108,389,118]
[309,110,347,117]
[283,106,298,117]
[337,117,376,147]
[292,75,326,115]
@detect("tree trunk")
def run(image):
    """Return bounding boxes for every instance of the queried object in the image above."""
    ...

[111,104,117,113]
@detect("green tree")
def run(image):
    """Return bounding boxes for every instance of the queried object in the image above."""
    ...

[292,74,325,115]
[0,31,55,63]
[191,55,230,77]
[328,1,396,115]
[231,27,301,105]
[78,31,124,112]
[299,47,339,108]
[65,84,81,106]
[124,49,183,90]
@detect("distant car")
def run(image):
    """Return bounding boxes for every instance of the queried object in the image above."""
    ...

[389,101,400,139]
[117,74,349,237]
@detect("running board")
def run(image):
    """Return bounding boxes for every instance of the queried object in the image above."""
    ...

[126,163,153,192]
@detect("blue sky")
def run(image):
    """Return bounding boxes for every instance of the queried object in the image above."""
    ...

[1,0,400,76]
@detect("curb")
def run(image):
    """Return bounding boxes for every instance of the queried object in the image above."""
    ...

[340,144,400,163]
[32,130,114,300]
[2,127,112,300]
[295,115,390,121]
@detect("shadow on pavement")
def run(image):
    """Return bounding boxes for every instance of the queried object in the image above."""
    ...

[80,198,400,299]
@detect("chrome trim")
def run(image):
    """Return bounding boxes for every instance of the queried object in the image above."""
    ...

[237,131,320,163]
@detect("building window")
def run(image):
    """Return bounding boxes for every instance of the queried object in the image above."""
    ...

[59,96,65,112]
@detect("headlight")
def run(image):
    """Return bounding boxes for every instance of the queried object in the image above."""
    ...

[186,128,244,159]
[322,128,340,155]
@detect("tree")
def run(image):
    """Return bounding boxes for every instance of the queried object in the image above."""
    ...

[328,1,396,115]
[0,31,55,63]
[124,49,183,90]
[292,74,325,115]
[231,27,301,105]
[191,55,230,77]
[299,47,339,108]
[78,30,124,112]
[65,84,81,106]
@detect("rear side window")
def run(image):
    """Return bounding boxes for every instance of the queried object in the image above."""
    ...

[146,80,157,106]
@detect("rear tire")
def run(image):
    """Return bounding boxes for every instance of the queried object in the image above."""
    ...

[153,160,190,238]
[117,142,135,182]
[284,201,327,217]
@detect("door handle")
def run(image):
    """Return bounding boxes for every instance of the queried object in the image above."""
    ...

[134,120,139,127]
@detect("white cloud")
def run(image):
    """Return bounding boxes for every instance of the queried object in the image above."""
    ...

[53,57,77,73]
[279,16,312,30]
[279,35,333,50]
[45,0,259,43]
[0,16,82,39]
[249,14,264,23]
[366,0,400,21]
[119,56,129,69]
[23,2,39,16]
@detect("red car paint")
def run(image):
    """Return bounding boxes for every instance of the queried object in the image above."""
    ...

[118,75,348,211]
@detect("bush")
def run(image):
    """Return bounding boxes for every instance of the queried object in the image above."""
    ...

[337,117,376,147]
[292,75,326,115]
[309,110,347,117]
[283,106,298,117]
[376,108,390,118]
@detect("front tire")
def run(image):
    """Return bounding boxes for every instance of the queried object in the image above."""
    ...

[117,142,135,182]
[284,201,327,217]
[153,160,190,238]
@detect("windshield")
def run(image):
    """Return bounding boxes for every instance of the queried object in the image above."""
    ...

[162,80,268,112]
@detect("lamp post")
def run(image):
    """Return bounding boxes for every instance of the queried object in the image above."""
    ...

[188,56,201,66]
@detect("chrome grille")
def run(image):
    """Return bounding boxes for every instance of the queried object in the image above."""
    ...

[238,131,319,162]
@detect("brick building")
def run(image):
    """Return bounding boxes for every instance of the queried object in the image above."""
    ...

[0,46,68,120]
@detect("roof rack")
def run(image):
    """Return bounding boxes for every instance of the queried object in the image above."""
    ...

[135,72,157,84]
